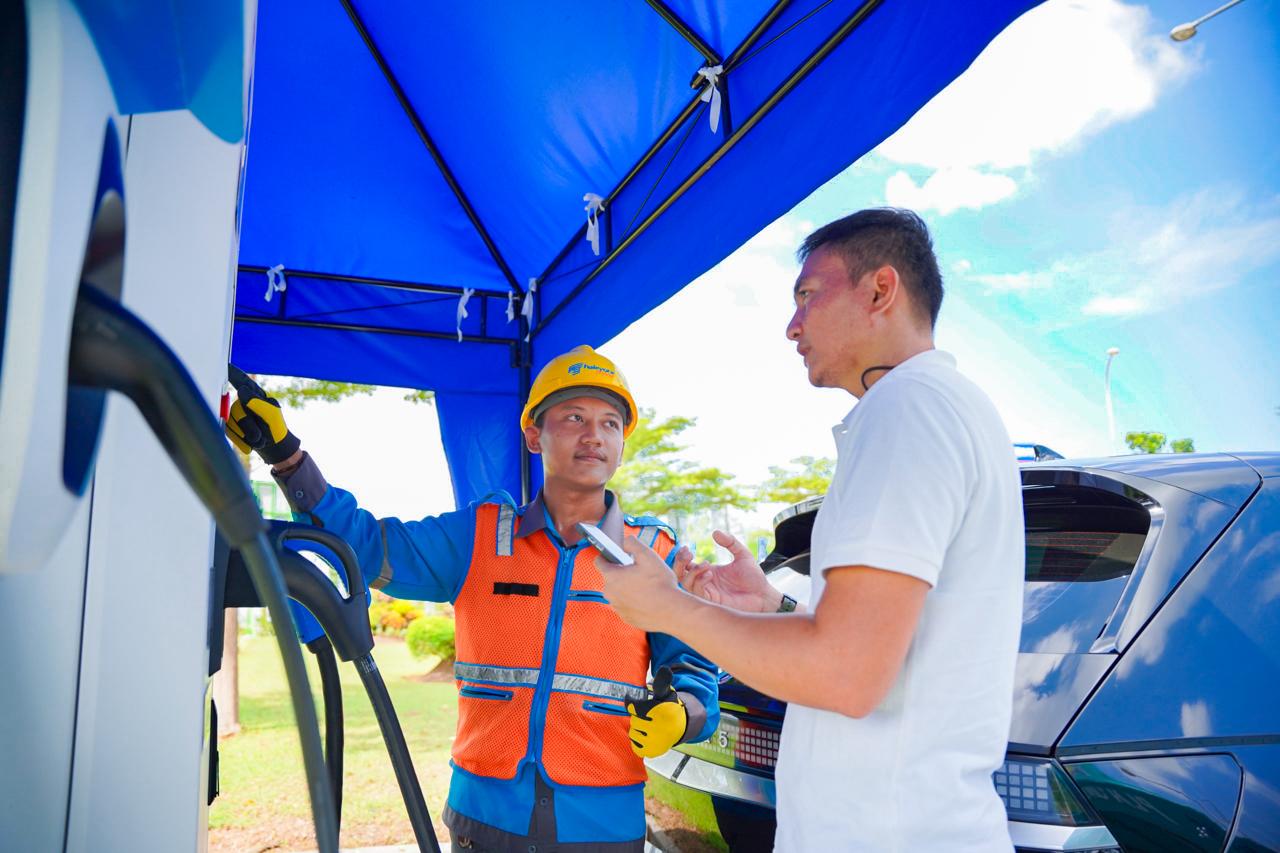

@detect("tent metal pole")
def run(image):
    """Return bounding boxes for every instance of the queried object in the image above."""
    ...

[718,0,795,70]
[235,315,518,346]
[238,265,510,302]
[337,0,524,295]
[517,323,533,504]
[532,0,794,293]
[644,0,721,67]
[535,0,883,337]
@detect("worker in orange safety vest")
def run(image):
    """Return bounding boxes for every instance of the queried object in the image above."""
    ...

[227,345,719,852]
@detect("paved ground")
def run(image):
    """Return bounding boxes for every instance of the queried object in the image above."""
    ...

[299,838,667,852]
[295,840,445,845]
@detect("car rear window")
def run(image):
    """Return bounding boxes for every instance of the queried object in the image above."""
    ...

[1020,486,1151,654]
[764,484,1153,655]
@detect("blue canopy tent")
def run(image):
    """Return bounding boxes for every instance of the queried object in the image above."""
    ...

[233,0,1040,507]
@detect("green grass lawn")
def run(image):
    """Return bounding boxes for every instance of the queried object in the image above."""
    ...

[210,633,727,852]
[210,633,456,850]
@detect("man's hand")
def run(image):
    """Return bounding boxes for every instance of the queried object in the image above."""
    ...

[674,530,781,613]
[225,364,301,466]
[626,666,687,757]
[596,536,688,633]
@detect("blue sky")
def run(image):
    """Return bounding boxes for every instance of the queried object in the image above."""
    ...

[282,0,1280,524]
[611,0,1280,471]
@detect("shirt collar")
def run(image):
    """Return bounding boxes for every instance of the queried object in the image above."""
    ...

[516,489,625,545]
[831,349,956,439]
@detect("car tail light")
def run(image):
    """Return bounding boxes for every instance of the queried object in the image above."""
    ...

[733,717,779,770]
[995,757,1095,826]
[675,711,780,774]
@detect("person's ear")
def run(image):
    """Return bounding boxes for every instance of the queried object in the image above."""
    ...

[524,424,543,454]
[868,265,901,320]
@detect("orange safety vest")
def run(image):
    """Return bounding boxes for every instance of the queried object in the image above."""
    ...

[451,501,675,787]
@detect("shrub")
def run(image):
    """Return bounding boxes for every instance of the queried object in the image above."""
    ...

[406,615,455,662]
[391,599,424,626]
[367,596,424,636]
[368,599,391,634]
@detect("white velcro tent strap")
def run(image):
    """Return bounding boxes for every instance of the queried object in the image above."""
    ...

[506,291,516,323]
[264,263,288,302]
[551,673,647,702]
[495,504,516,556]
[521,277,537,341]
[454,663,539,686]
[456,287,475,342]
[696,65,724,134]
[583,193,605,256]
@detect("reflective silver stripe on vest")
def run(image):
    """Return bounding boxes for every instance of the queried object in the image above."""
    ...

[638,526,660,548]
[453,665,646,702]
[495,504,515,556]
[454,663,539,686]
[552,674,647,702]
[373,521,394,590]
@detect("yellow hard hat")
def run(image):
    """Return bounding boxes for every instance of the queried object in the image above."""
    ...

[521,345,639,438]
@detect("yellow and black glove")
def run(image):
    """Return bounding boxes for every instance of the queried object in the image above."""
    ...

[225,364,300,464]
[627,666,688,758]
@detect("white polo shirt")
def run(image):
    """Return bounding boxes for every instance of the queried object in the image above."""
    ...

[773,349,1024,853]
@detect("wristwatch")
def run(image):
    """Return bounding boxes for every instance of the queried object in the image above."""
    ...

[776,593,798,613]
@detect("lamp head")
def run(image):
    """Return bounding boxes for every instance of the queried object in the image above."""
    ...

[1106,347,1121,357]
[1170,22,1198,41]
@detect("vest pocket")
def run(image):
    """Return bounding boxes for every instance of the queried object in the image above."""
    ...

[582,699,629,717]
[567,589,609,604]
[542,690,646,787]
[459,685,513,701]
[453,680,533,780]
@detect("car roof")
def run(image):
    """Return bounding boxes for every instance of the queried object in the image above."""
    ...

[1022,452,1270,508]
[772,452,1277,533]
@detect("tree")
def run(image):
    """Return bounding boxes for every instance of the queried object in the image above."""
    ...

[608,408,751,530]
[1125,432,1195,454]
[1124,431,1167,454]
[265,377,435,408]
[756,456,835,505]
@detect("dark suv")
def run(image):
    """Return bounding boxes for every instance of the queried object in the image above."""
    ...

[647,453,1280,853]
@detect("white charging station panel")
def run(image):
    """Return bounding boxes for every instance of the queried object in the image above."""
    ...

[0,0,118,576]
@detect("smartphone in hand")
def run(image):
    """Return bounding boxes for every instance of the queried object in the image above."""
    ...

[577,522,634,565]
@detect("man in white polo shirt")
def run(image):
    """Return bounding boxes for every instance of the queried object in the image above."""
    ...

[596,208,1024,851]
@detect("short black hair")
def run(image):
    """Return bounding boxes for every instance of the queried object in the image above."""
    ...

[798,208,944,327]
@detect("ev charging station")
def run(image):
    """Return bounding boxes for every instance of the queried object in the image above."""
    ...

[1,2,259,849]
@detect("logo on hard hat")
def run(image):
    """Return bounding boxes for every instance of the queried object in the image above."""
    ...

[567,362,615,377]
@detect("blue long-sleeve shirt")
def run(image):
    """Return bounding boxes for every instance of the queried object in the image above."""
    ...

[276,453,719,847]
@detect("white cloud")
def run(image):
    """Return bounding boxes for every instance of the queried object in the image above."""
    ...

[954,188,1280,320]
[1078,189,1280,316]
[970,271,1055,292]
[952,259,973,275]
[1081,292,1149,315]
[875,0,1195,211]
[884,168,1018,215]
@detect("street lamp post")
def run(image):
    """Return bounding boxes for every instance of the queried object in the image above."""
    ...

[1171,0,1247,41]
[1104,347,1120,454]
